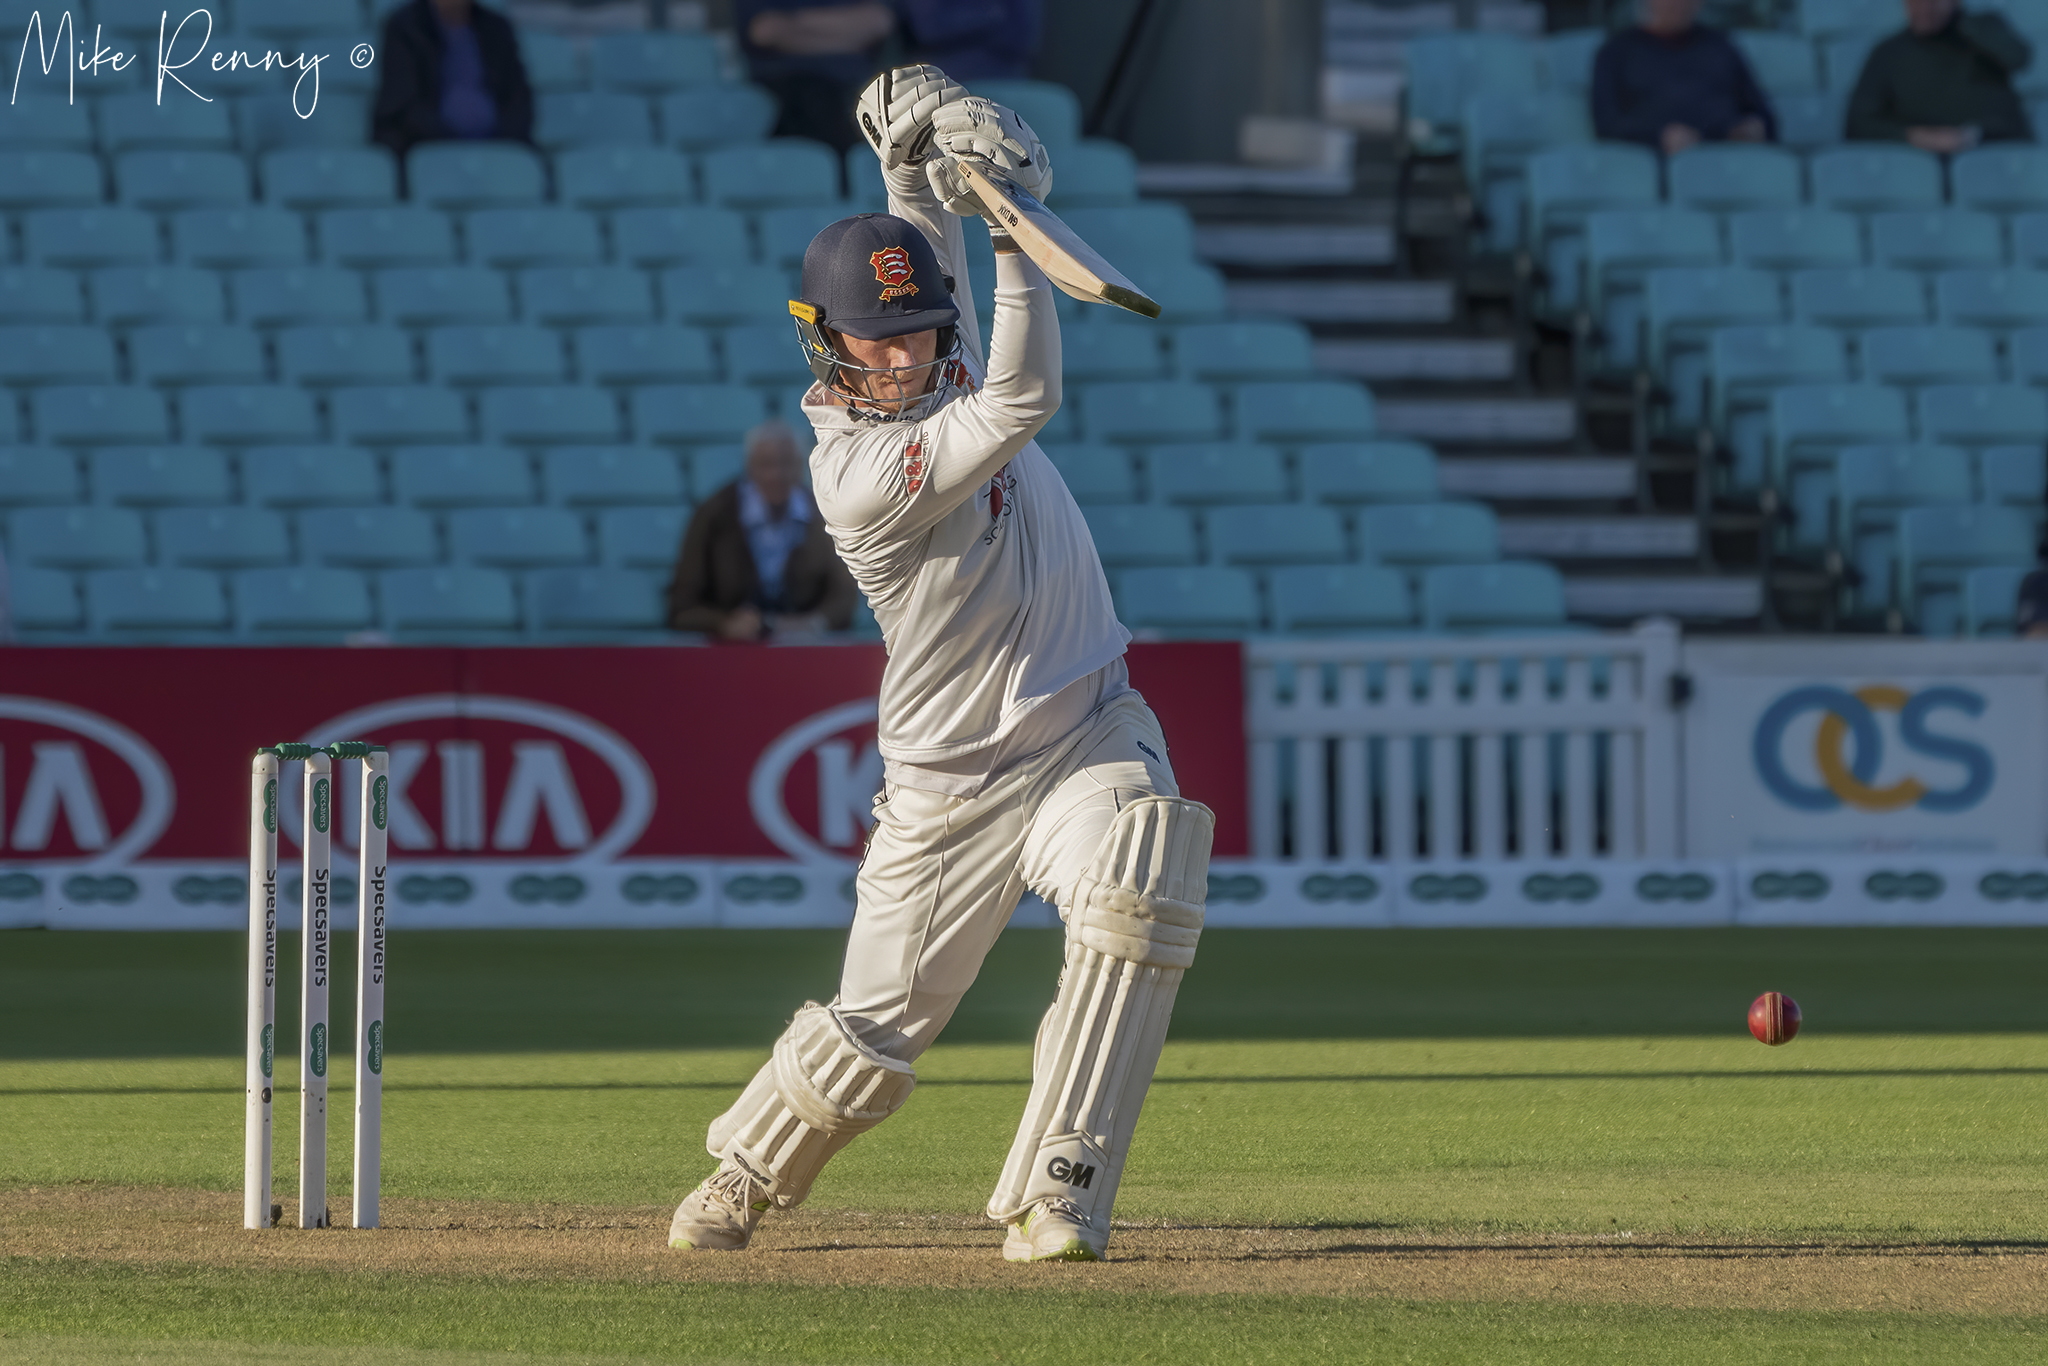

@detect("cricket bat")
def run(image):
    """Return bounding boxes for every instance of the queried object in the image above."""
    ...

[954,157,1162,319]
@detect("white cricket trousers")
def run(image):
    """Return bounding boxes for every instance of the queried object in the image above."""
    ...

[837,690,1178,1063]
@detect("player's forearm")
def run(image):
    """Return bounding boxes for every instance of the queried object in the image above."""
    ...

[980,248,1060,423]
[886,190,985,365]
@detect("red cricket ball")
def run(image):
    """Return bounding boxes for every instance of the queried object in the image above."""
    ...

[1748,991,1801,1046]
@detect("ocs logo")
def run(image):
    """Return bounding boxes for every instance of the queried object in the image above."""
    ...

[1752,685,1993,813]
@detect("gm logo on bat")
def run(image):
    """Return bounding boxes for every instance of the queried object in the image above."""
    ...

[1752,684,1993,813]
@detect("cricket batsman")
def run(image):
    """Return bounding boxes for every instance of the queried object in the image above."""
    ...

[666,66,1214,1263]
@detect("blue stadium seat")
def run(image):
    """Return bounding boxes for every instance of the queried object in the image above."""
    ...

[698,140,840,208]
[1421,560,1567,631]
[426,325,566,387]
[449,506,587,566]
[1273,563,1417,634]
[1898,503,2036,633]
[1144,443,1289,505]
[275,324,415,387]
[1080,381,1220,443]
[260,147,399,210]
[659,265,792,327]
[238,92,373,154]
[1868,210,2004,275]
[1833,443,1974,613]
[0,324,118,385]
[0,394,17,442]
[1951,145,2048,215]
[1116,566,1260,635]
[0,268,86,325]
[90,447,229,504]
[1080,504,1197,567]
[1790,266,1928,329]
[527,566,666,634]
[1981,444,2046,506]
[630,383,765,445]
[1171,321,1314,383]
[2009,324,2048,383]
[1646,267,1785,427]
[465,207,603,268]
[88,267,226,327]
[1061,205,1197,265]
[1732,30,1822,95]
[976,80,1085,149]
[760,202,852,270]
[722,324,805,386]
[1583,208,1723,369]
[478,385,621,445]
[1525,145,1661,312]
[232,566,372,636]
[658,84,781,152]
[406,144,547,210]
[242,445,382,506]
[1964,564,2031,636]
[554,146,694,210]
[7,564,82,633]
[518,266,657,326]
[1300,441,1440,504]
[599,505,691,567]
[128,324,267,386]
[1039,443,1137,504]
[115,150,250,210]
[169,207,309,269]
[1769,383,1913,543]
[301,505,438,566]
[8,505,146,567]
[241,0,363,38]
[1356,501,1499,565]
[327,385,470,444]
[230,267,370,327]
[1206,504,1347,565]
[1666,145,1803,215]
[519,31,584,92]
[1120,262,1227,325]
[23,209,160,269]
[1916,384,2048,450]
[98,91,234,152]
[1460,91,1592,252]
[1401,33,1540,155]
[1062,326,1164,382]
[180,384,320,445]
[1798,0,1893,39]
[1773,93,1846,149]
[0,151,102,210]
[372,267,512,327]
[1936,268,2048,339]
[1819,29,1886,91]
[0,97,94,152]
[30,385,170,444]
[391,446,534,506]
[593,30,720,92]
[1047,140,1140,207]
[573,325,719,385]
[0,447,80,505]
[379,565,520,635]
[612,206,751,268]
[533,91,655,149]
[543,446,684,505]
[686,445,745,497]
[843,151,886,210]
[1858,325,1998,389]
[1540,28,1604,91]
[1809,146,1944,213]
[156,506,291,567]
[85,567,228,634]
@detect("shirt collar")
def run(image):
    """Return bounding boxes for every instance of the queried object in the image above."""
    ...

[738,478,811,529]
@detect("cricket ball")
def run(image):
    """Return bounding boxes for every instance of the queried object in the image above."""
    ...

[1748,991,1801,1046]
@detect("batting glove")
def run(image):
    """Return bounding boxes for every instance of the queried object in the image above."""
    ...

[855,64,969,171]
[925,98,1053,217]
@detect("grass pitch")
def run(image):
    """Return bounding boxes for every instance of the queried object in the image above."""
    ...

[2,928,2045,1363]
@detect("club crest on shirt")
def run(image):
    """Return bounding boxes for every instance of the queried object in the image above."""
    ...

[902,440,925,494]
[981,464,1014,544]
[871,247,919,302]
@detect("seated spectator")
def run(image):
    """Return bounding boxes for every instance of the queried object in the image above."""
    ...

[1846,0,2032,150]
[899,0,1042,82]
[735,0,895,154]
[667,421,857,639]
[1592,0,1776,156]
[372,0,534,160]
[2019,565,2048,637]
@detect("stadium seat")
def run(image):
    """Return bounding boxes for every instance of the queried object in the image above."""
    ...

[1582,208,1723,369]
[1949,145,2048,215]
[976,80,1085,150]
[85,567,228,634]
[1868,210,2004,274]
[1540,28,1605,91]
[242,446,382,506]
[612,206,752,268]
[519,31,584,92]
[1772,93,1846,150]
[1858,325,1998,389]
[88,267,227,328]
[475,386,620,446]
[449,506,588,567]
[843,151,887,209]
[1916,384,2048,450]
[391,446,535,506]
[1039,443,1137,503]
[260,148,399,210]
[600,505,691,567]
[466,207,604,268]
[526,566,666,634]
[0,268,86,325]
[170,207,308,269]
[1206,504,1347,565]
[1898,503,2036,633]
[1981,444,2046,506]
[301,506,439,566]
[406,144,547,211]
[426,325,567,387]
[115,150,250,210]
[554,146,694,210]
[2010,325,2048,384]
[1832,443,1974,613]
[1236,381,1375,444]
[1079,504,1197,568]
[1402,33,1541,156]
[1666,145,1803,215]
[1421,560,1568,631]
[23,209,159,269]
[229,267,370,327]
[659,265,790,327]
[155,506,291,568]
[593,30,720,92]
[1809,146,1944,213]
[180,384,320,446]
[722,324,805,386]
[1790,267,1928,330]
[327,385,470,445]
[1461,91,1592,252]
[1818,29,1886,90]
[1964,563,2030,636]
[573,325,719,386]
[90,447,229,505]
[1525,145,1663,312]
[1300,441,1440,504]
[0,151,102,211]
[97,91,234,152]
[518,266,657,327]
[534,91,656,149]
[542,446,684,505]
[379,565,520,635]
[0,324,118,386]
[1172,321,1314,383]
[1732,30,1822,95]
[0,395,18,442]
[1936,268,2048,339]
[0,97,94,152]
[1118,261,1228,324]
[1061,326,1165,382]
[1644,267,1784,427]
[1769,383,1914,543]
[275,324,416,387]
[698,141,841,208]
[658,84,781,152]
[1079,381,1220,443]
[0,447,80,505]
[1144,443,1289,505]
[1117,565,1261,635]
[1048,140,1140,207]
[129,324,267,386]
[684,446,740,498]
[7,564,82,633]
[8,505,147,567]
[30,385,170,444]
[1061,205,1197,266]
[372,267,513,327]
[238,92,373,155]
[1798,0,1894,39]
[760,203,852,270]
[1356,502,1500,565]
[1269,564,1414,633]
[630,383,766,445]
[1707,327,1853,487]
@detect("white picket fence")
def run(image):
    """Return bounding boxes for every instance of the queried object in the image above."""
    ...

[1246,621,1683,862]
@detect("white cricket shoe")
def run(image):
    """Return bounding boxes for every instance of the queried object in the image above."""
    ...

[1002,1198,1105,1262]
[668,1161,772,1251]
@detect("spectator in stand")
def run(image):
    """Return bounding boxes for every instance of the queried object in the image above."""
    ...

[898,0,1042,81]
[372,0,534,159]
[2017,567,2048,637]
[667,421,858,639]
[1591,0,1776,156]
[1845,0,2032,150]
[734,0,896,153]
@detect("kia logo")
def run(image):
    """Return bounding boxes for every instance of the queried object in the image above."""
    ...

[0,697,174,866]
[749,699,882,864]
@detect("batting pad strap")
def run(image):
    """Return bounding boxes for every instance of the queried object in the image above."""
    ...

[772,1001,917,1131]
[1069,797,1215,969]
